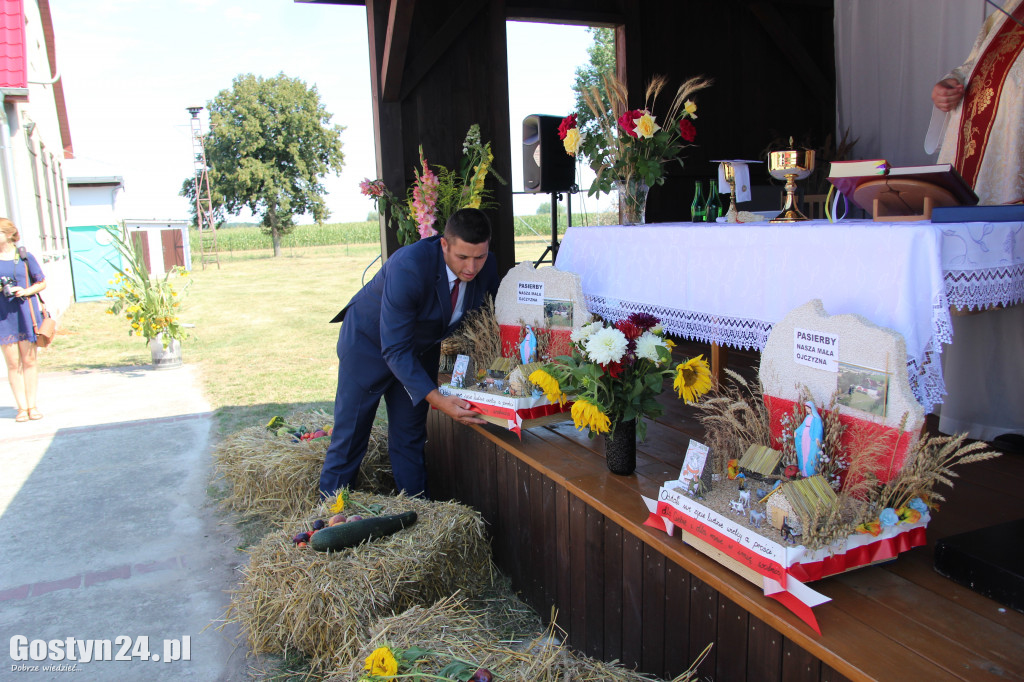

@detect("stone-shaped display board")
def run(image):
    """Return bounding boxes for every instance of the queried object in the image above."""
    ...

[760,299,924,482]
[494,261,588,330]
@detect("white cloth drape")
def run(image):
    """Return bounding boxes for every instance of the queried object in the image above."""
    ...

[834,0,992,166]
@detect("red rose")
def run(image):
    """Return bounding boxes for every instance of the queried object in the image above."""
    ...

[558,114,578,140]
[617,109,643,137]
[679,118,697,143]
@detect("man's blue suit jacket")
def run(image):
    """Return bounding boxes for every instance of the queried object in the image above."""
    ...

[330,235,499,405]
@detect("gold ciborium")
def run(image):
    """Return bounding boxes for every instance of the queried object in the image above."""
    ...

[769,138,815,222]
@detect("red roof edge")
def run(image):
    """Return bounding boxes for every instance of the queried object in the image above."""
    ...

[0,0,27,89]
[37,0,72,158]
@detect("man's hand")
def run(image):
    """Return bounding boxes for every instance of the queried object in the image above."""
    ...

[425,389,488,425]
[932,77,964,112]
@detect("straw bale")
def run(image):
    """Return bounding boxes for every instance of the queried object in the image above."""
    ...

[229,492,494,672]
[326,591,703,682]
[213,410,393,518]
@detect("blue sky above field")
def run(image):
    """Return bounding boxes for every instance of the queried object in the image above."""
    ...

[52,2,603,223]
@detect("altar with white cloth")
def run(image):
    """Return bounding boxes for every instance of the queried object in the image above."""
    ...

[554,219,1024,413]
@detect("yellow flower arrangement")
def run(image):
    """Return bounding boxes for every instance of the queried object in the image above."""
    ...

[105,229,192,347]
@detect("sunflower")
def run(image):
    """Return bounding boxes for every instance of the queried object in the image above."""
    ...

[673,355,713,403]
[571,399,610,435]
[529,369,567,406]
[364,646,398,678]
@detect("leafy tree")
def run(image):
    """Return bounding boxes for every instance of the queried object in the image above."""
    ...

[535,201,566,216]
[181,72,345,256]
[366,210,379,222]
[571,27,615,162]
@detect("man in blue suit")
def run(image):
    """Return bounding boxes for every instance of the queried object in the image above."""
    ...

[320,208,500,498]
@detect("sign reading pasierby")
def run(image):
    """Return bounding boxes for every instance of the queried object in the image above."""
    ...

[517,281,544,305]
[793,327,839,372]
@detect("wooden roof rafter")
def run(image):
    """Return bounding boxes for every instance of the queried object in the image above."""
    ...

[380,0,415,102]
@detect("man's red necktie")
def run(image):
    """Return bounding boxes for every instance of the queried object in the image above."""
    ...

[450,279,460,319]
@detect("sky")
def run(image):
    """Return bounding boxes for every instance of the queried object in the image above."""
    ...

[50,1,611,224]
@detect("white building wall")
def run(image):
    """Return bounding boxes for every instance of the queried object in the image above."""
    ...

[0,0,74,318]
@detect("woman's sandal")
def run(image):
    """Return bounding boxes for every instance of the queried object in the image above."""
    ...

[15,410,29,422]
[27,408,43,420]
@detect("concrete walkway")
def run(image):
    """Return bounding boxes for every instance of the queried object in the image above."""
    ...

[0,365,249,680]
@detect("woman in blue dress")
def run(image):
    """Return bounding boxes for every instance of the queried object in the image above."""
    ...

[0,218,47,422]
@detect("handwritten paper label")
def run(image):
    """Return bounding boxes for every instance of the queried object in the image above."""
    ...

[678,440,709,485]
[793,327,839,372]
[517,281,544,305]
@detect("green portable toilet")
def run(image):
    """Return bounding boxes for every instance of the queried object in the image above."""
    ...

[67,225,123,301]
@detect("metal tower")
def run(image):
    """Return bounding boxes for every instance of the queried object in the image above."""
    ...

[187,106,220,270]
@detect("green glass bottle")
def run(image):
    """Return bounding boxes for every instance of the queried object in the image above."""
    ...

[704,179,722,222]
[690,179,706,222]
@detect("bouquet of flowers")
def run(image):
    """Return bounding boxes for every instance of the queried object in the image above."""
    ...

[529,313,713,442]
[558,74,711,222]
[105,230,192,347]
[360,124,506,246]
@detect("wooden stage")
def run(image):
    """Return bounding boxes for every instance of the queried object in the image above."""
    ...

[425,347,1024,682]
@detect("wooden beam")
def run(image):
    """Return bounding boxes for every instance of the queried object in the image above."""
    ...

[381,0,415,102]
[398,0,488,102]
[366,0,401,257]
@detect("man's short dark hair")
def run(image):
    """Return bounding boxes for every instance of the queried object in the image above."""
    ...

[444,208,491,244]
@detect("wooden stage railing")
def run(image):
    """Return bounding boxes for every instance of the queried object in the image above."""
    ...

[424,389,1024,681]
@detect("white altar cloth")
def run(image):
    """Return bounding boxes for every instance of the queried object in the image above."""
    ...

[554,219,1024,413]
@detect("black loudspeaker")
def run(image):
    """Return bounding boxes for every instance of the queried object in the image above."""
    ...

[522,114,576,193]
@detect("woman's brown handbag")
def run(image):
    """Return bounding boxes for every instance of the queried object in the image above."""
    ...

[22,256,55,347]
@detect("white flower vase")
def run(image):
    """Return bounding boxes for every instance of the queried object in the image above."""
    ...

[149,333,183,370]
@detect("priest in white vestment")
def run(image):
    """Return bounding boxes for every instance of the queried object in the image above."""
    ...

[930,0,1024,445]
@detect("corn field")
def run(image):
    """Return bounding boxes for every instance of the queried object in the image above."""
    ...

[189,212,617,257]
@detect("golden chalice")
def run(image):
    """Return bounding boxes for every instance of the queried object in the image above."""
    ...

[769,139,815,222]
[721,162,739,223]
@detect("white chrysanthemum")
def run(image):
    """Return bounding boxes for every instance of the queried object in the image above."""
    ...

[571,321,603,344]
[585,326,628,364]
[650,323,664,335]
[635,331,666,362]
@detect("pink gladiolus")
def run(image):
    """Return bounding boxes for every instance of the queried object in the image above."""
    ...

[412,152,439,239]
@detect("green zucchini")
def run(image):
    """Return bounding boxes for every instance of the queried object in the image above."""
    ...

[310,511,418,552]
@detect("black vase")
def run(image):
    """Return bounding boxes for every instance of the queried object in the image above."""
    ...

[605,418,637,475]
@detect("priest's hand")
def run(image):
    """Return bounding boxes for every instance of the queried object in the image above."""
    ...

[426,389,488,425]
[932,78,964,112]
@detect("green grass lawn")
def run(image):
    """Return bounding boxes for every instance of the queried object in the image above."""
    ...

[46,243,383,436]
[43,233,575,438]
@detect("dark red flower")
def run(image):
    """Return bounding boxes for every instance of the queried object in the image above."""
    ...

[615,320,643,340]
[626,312,659,331]
[679,118,697,143]
[617,109,643,137]
[603,361,624,378]
[558,114,578,140]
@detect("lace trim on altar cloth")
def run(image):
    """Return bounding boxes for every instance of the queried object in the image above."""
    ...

[944,263,1024,311]
[583,293,949,413]
[584,294,773,351]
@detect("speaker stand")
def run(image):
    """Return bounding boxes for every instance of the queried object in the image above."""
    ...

[536,188,575,266]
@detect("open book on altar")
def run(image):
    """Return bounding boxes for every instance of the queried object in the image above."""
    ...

[827,162,978,220]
